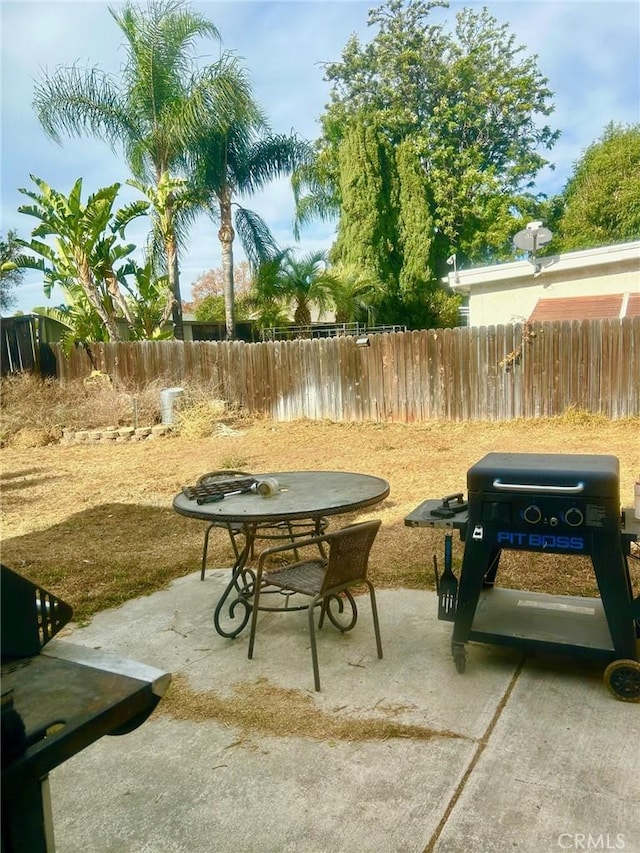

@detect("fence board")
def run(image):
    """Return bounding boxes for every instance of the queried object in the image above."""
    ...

[367,335,383,421]
[48,318,640,422]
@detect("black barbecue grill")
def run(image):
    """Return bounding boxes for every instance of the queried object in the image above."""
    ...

[405,453,640,702]
[1,564,171,852]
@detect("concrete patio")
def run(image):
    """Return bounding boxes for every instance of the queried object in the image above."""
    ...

[47,570,639,853]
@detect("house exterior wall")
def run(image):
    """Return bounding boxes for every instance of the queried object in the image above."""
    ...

[447,241,640,327]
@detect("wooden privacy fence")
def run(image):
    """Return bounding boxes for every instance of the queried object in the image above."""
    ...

[50,318,640,422]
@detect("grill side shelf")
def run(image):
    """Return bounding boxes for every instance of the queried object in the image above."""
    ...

[405,499,468,536]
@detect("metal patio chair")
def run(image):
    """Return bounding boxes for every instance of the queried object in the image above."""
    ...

[247,519,383,691]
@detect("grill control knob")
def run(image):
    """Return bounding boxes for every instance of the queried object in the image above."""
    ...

[564,507,584,527]
[523,505,542,524]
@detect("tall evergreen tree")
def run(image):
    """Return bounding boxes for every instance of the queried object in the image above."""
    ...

[296,0,559,327]
[331,119,400,291]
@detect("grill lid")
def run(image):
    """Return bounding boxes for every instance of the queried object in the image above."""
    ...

[467,453,620,499]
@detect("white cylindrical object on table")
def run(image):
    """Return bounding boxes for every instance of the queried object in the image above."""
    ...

[634,479,640,519]
[255,477,279,497]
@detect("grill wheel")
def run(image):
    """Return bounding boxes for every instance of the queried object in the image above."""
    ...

[603,659,640,702]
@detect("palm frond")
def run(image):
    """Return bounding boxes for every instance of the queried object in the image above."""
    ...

[33,63,138,152]
[292,163,340,238]
[11,252,48,271]
[293,193,340,239]
[111,200,150,236]
[233,207,280,270]
[112,1,220,95]
[194,53,265,134]
[238,135,313,194]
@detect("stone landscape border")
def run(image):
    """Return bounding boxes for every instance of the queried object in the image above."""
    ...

[61,425,174,444]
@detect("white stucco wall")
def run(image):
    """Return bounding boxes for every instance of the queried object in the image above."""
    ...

[447,242,640,327]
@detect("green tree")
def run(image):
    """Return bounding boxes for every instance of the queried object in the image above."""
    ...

[0,231,25,312]
[31,287,109,355]
[252,249,335,327]
[190,115,311,339]
[15,176,146,341]
[296,0,558,327]
[120,258,175,339]
[193,293,253,323]
[193,294,226,322]
[32,0,253,339]
[556,122,640,250]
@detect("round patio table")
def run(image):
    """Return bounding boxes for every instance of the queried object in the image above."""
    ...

[173,470,390,638]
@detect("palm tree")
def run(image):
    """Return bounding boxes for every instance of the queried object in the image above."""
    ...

[292,156,340,240]
[124,172,202,320]
[15,176,145,340]
[252,248,336,329]
[191,116,312,339]
[32,0,254,339]
[328,262,385,325]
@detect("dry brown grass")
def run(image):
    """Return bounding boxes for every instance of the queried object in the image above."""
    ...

[174,398,229,439]
[1,375,639,623]
[0,373,164,446]
[161,674,466,741]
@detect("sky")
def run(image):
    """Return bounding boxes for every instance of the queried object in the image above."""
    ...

[1,0,639,315]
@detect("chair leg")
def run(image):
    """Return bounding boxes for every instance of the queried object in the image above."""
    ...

[366,581,383,659]
[318,598,329,629]
[284,522,302,560]
[308,599,322,691]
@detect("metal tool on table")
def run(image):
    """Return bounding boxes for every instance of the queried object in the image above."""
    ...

[183,477,257,504]
[183,477,280,505]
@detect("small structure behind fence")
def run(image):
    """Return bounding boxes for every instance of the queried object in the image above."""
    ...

[1,316,39,376]
[45,318,640,422]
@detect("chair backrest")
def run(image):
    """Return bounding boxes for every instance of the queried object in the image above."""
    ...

[321,520,382,593]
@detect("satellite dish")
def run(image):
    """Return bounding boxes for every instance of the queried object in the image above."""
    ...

[513,223,553,254]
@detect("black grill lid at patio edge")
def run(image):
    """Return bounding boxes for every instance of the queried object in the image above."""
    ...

[467,452,620,500]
